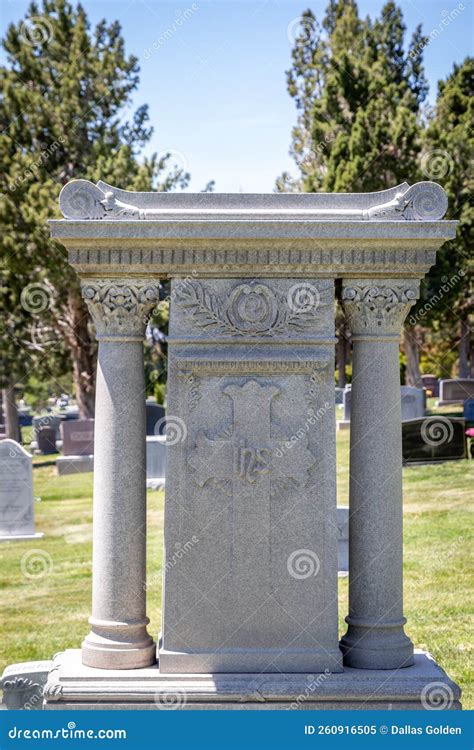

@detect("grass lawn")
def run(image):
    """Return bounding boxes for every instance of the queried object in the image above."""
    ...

[1,421,472,708]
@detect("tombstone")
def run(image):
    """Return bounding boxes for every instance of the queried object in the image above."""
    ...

[335,387,344,405]
[401,386,425,420]
[29,179,461,709]
[32,414,62,443]
[439,378,474,405]
[56,420,94,475]
[36,426,57,455]
[0,440,43,540]
[463,399,474,424]
[337,507,349,576]
[146,436,166,489]
[402,417,467,464]
[337,385,351,430]
[145,400,165,436]
[421,374,439,397]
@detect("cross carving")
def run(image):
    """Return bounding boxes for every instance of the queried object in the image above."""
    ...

[188,380,315,487]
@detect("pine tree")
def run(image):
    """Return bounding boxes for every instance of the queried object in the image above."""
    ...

[422,58,473,378]
[1,0,189,422]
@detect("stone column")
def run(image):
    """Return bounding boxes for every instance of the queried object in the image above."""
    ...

[80,279,159,669]
[339,279,419,670]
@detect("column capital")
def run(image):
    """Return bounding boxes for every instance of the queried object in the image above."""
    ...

[341,279,420,339]
[81,279,160,341]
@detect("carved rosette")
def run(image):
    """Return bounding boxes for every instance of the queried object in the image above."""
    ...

[81,280,160,340]
[342,280,420,337]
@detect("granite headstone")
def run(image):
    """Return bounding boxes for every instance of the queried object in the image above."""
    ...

[439,378,474,405]
[0,439,42,540]
[60,419,94,456]
[402,417,467,464]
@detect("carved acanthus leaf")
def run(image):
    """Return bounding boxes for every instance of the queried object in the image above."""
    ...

[81,280,160,339]
[342,282,420,335]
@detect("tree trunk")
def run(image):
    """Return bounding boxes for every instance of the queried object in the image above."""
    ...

[63,290,97,418]
[459,317,471,378]
[336,326,350,387]
[3,384,20,442]
[403,326,422,387]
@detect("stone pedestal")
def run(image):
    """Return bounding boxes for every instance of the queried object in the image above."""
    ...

[43,649,461,710]
[32,178,460,707]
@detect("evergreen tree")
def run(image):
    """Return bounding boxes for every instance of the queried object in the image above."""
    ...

[1,0,189,421]
[422,58,473,378]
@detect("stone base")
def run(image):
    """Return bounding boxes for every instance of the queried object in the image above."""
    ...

[337,420,350,431]
[56,455,93,475]
[2,661,52,710]
[42,649,461,710]
[0,533,43,542]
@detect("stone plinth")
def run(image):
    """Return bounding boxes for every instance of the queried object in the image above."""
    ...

[35,179,460,704]
[43,649,461,710]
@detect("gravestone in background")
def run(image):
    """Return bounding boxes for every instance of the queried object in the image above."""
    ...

[400,386,425,420]
[439,378,474,405]
[335,387,344,405]
[402,417,467,464]
[146,436,166,489]
[146,401,165,436]
[32,414,62,442]
[0,440,43,540]
[421,374,439,397]
[61,420,94,456]
[57,420,95,476]
[36,427,57,455]
[337,385,351,430]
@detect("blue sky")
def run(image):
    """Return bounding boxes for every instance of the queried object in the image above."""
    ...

[1,0,473,191]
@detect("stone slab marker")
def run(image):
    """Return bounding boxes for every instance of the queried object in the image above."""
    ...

[37,179,461,709]
[0,439,43,541]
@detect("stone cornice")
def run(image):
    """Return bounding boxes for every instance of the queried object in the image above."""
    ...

[49,181,456,279]
[58,179,448,222]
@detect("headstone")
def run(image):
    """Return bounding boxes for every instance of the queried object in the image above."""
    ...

[401,386,425,420]
[421,374,439,397]
[36,426,57,455]
[335,387,344,405]
[146,436,166,489]
[0,439,43,540]
[337,507,349,576]
[463,399,474,424]
[145,400,165,436]
[337,385,351,430]
[439,378,474,405]
[402,417,467,464]
[60,419,94,456]
[33,414,62,441]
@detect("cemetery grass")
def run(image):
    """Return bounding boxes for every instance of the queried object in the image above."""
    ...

[0,437,472,709]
